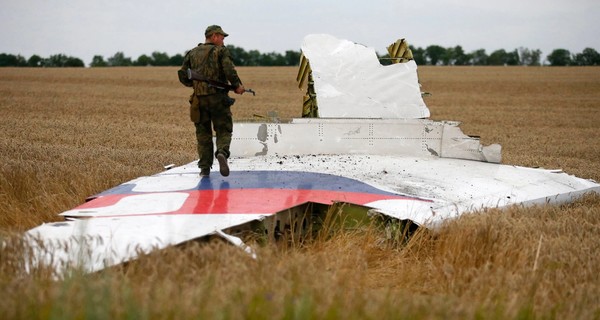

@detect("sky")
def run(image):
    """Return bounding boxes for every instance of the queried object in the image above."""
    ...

[1,0,599,65]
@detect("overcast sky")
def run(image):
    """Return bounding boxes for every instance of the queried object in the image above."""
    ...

[1,0,598,65]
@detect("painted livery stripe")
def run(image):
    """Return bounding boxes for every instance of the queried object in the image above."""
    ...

[73,189,421,216]
[92,171,406,197]
[67,170,431,218]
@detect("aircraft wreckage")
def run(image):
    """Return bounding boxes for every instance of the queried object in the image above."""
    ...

[26,34,600,276]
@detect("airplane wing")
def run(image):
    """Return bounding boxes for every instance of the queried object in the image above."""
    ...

[25,34,600,276]
[26,154,599,275]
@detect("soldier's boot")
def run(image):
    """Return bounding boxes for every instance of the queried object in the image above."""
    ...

[216,154,229,177]
[200,168,210,177]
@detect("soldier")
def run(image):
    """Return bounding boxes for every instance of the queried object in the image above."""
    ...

[179,25,246,177]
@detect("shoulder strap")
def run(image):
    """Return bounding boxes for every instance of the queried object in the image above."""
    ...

[201,44,218,66]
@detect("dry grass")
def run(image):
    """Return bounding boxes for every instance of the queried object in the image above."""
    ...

[1,66,599,319]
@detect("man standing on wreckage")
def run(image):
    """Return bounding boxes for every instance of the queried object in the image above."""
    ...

[178,25,246,178]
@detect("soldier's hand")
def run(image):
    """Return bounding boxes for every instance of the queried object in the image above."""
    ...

[234,85,245,95]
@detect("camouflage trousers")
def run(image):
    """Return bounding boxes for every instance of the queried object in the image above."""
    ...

[189,93,233,169]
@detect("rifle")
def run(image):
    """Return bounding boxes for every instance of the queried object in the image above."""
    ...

[186,68,256,96]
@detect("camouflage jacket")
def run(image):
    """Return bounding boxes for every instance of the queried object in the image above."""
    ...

[180,43,242,96]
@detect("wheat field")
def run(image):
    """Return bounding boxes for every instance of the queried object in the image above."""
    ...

[1,66,599,319]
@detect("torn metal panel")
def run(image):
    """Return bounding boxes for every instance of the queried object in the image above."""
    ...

[25,156,600,275]
[228,155,600,227]
[231,119,500,163]
[25,214,266,274]
[301,34,429,119]
[214,230,257,259]
[439,122,502,162]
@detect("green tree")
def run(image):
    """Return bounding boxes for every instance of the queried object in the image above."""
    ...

[246,50,261,66]
[0,53,26,66]
[506,49,520,65]
[169,53,184,66]
[132,54,152,66]
[470,49,488,65]
[151,51,170,66]
[409,46,426,65]
[284,50,301,66]
[90,55,108,67]
[488,49,518,65]
[518,47,541,66]
[425,45,446,65]
[227,45,249,66]
[65,56,85,67]
[531,49,542,66]
[441,47,456,65]
[547,49,572,66]
[488,49,507,65]
[107,52,132,66]
[44,54,84,67]
[572,48,600,66]
[272,52,288,66]
[453,46,470,65]
[257,52,281,66]
[27,55,43,67]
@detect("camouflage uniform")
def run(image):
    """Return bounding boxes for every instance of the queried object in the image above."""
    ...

[180,29,243,171]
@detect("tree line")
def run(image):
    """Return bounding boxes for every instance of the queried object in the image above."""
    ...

[399,46,600,67]
[1,45,599,68]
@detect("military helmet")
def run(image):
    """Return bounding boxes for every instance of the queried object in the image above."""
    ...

[205,25,229,37]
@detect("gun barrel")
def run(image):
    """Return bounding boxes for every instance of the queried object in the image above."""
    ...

[187,68,255,96]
